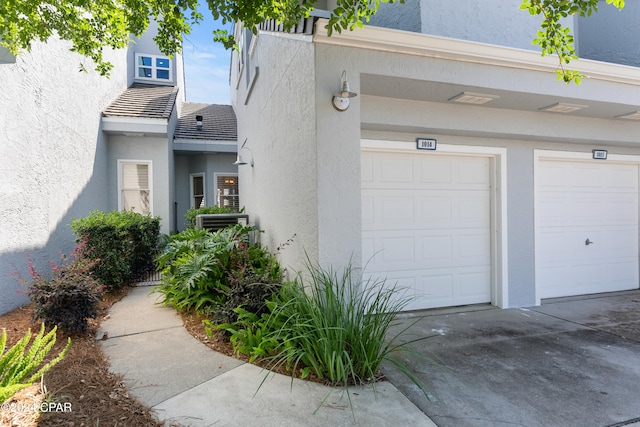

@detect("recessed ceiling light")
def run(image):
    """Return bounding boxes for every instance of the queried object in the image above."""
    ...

[449,92,500,105]
[616,111,640,120]
[541,103,587,113]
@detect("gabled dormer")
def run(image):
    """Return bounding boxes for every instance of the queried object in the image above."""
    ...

[127,20,184,97]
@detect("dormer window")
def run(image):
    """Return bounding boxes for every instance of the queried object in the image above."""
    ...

[135,53,172,82]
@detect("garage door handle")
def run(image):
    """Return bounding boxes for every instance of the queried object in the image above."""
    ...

[585,238,594,246]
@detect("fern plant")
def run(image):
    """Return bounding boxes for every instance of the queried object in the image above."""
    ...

[0,324,71,403]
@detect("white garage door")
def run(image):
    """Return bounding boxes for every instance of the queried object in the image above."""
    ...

[536,159,639,299]
[361,150,492,311]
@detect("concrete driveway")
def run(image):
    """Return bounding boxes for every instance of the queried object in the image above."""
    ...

[382,290,640,427]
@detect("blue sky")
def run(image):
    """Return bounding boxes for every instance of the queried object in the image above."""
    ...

[181,9,233,105]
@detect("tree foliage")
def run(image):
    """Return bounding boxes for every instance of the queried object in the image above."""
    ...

[521,0,625,83]
[0,0,626,81]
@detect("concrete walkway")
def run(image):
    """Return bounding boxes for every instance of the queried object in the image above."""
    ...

[97,282,437,426]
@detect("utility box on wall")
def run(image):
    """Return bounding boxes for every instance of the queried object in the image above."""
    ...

[195,214,249,231]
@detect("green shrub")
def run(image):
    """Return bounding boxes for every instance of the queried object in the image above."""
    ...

[206,307,281,362]
[71,210,160,288]
[184,206,234,229]
[154,225,283,317]
[0,324,71,403]
[213,241,282,324]
[22,243,103,333]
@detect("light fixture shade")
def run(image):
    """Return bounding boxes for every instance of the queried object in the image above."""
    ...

[233,154,247,166]
[338,80,358,98]
[332,71,358,111]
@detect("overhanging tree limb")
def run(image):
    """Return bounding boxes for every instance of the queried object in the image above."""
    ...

[0,0,626,79]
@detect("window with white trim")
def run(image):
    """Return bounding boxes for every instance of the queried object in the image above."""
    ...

[190,173,205,208]
[135,53,172,82]
[118,160,152,215]
[216,174,239,212]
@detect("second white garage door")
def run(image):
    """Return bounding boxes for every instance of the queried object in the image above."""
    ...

[362,150,492,311]
[536,158,639,299]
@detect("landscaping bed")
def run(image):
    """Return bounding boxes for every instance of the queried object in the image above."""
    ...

[0,287,165,426]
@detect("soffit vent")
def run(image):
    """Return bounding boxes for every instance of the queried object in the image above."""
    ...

[541,103,587,113]
[449,92,500,105]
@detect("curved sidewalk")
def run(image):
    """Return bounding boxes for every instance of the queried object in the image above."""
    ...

[97,282,437,426]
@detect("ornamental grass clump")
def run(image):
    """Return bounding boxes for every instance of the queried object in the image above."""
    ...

[263,259,430,398]
[0,324,71,403]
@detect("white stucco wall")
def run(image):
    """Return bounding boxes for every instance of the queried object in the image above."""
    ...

[0,38,128,314]
[232,32,319,279]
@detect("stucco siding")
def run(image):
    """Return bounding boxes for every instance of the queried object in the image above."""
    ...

[577,1,640,67]
[0,38,127,314]
[368,0,553,51]
[313,51,364,269]
[233,33,319,278]
[368,0,422,33]
[107,135,172,233]
[313,37,640,307]
[173,152,238,231]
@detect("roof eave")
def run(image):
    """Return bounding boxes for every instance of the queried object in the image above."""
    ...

[102,116,169,137]
[313,18,640,87]
[173,139,237,153]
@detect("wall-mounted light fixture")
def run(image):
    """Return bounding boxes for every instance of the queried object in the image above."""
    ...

[332,71,358,112]
[196,115,203,131]
[233,139,254,167]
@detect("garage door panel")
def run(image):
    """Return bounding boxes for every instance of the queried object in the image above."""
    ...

[536,159,639,299]
[606,196,639,223]
[604,164,638,189]
[377,237,415,263]
[455,158,490,185]
[380,196,415,222]
[377,267,491,311]
[458,270,492,299]
[362,151,492,310]
[418,157,453,184]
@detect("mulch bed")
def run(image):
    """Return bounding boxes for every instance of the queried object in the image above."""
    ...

[0,287,166,427]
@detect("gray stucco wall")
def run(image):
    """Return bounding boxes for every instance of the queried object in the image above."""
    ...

[173,152,238,231]
[107,135,172,233]
[234,15,640,308]
[369,0,549,51]
[0,38,128,315]
[314,40,640,308]
[577,1,640,67]
[231,32,319,279]
[368,0,422,33]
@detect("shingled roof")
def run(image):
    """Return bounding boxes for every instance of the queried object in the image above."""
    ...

[174,103,237,141]
[103,83,178,119]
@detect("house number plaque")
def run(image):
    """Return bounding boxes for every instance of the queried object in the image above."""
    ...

[592,149,608,160]
[417,138,437,151]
